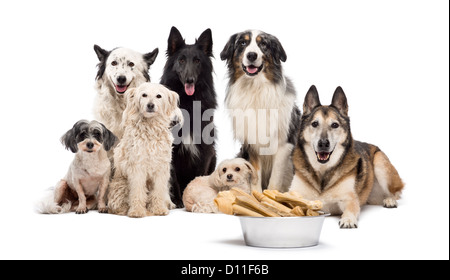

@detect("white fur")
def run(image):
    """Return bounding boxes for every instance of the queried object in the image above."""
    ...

[225,62,296,192]
[183,158,258,213]
[107,83,182,218]
[94,48,150,139]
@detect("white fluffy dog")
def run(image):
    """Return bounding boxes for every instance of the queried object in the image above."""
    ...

[93,45,159,139]
[182,158,258,213]
[107,83,182,218]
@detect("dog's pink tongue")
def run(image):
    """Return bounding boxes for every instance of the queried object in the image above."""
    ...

[246,66,259,74]
[185,83,195,96]
[115,85,128,93]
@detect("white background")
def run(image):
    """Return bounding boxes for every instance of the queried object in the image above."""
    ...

[0,0,448,260]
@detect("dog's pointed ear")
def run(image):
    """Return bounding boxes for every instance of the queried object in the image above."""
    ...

[144,48,159,67]
[331,86,349,116]
[196,28,213,57]
[220,33,238,63]
[94,45,109,61]
[100,123,118,152]
[244,162,259,186]
[303,85,321,115]
[167,27,185,56]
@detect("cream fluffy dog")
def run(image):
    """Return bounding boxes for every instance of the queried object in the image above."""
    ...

[107,83,182,218]
[183,158,258,213]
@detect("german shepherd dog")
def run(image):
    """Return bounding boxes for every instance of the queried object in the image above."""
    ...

[290,86,404,228]
[161,27,217,208]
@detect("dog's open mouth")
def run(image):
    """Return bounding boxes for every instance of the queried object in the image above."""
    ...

[243,64,263,76]
[184,83,195,96]
[316,151,333,164]
[115,84,130,94]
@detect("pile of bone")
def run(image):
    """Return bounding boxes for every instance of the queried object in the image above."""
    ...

[214,188,324,217]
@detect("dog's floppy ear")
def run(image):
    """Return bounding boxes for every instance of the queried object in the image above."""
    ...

[220,33,238,63]
[244,162,259,186]
[122,88,139,124]
[167,27,185,56]
[100,123,118,152]
[144,48,159,67]
[208,167,223,188]
[60,120,87,153]
[268,34,287,63]
[165,88,184,126]
[196,28,213,57]
[331,86,349,117]
[303,85,321,116]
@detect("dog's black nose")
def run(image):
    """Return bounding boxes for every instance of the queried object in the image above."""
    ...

[147,103,155,112]
[186,78,194,84]
[247,52,258,62]
[227,174,233,180]
[86,142,94,149]
[318,139,330,150]
[117,76,127,85]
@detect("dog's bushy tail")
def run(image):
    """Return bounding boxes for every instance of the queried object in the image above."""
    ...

[35,188,71,214]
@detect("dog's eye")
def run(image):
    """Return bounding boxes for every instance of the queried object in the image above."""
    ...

[312,121,319,128]
[331,123,340,129]
[223,168,227,173]
[194,58,200,64]
[260,42,267,48]
[241,41,247,46]
[128,62,135,68]
[179,58,185,64]
[142,93,148,98]
[156,94,162,99]
[235,167,240,172]
[111,61,118,66]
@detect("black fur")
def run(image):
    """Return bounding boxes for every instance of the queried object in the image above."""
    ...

[60,120,118,153]
[161,27,218,208]
[93,44,159,82]
[220,31,287,84]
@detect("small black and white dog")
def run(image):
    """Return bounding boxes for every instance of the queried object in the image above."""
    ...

[221,30,301,192]
[160,27,218,208]
[37,120,117,214]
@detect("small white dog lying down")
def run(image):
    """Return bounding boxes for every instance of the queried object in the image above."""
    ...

[183,158,258,213]
[108,83,182,218]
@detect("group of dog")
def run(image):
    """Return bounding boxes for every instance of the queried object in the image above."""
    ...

[38,27,404,228]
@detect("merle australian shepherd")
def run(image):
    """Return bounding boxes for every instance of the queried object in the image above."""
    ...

[221,30,301,193]
[161,27,217,208]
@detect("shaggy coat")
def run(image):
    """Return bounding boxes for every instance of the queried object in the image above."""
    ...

[107,83,182,218]
[160,27,218,208]
[93,45,158,139]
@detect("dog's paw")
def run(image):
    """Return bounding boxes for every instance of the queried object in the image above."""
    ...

[383,197,398,208]
[148,204,169,216]
[75,206,89,215]
[127,207,150,218]
[339,217,358,229]
[98,206,109,214]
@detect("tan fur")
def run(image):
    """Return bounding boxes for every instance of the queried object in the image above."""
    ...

[182,158,258,213]
[107,83,182,218]
[290,87,404,228]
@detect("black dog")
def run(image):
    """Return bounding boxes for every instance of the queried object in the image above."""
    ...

[161,26,217,208]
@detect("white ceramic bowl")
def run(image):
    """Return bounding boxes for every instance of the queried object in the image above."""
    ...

[239,214,329,248]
